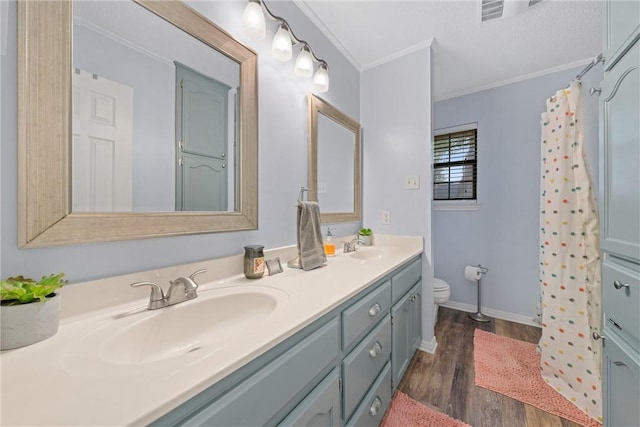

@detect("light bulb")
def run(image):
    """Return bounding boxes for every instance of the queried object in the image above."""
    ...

[313,64,329,93]
[242,1,265,40]
[294,46,313,79]
[271,24,292,61]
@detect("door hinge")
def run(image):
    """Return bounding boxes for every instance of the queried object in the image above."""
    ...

[338,377,342,392]
[391,316,394,326]
[178,140,184,151]
[179,156,183,166]
[180,78,183,89]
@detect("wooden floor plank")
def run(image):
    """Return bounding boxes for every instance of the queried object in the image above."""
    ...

[398,307,587,427]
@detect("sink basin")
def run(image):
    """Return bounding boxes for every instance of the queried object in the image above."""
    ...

[350,247,387,260]
[68,286,288,366]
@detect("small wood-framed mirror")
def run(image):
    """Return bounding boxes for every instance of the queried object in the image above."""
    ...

[308,94,361,223]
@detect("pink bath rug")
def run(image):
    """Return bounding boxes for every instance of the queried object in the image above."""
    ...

[473,329,601,427]
[380,391,471,427]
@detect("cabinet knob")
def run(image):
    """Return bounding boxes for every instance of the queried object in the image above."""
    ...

[368,302,382,317]
[613,280,630,290]
[592,331,605,341]
[369,397,382,416]
[369,341,382,358]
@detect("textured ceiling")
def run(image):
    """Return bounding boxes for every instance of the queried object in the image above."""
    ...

[295,0,602,100]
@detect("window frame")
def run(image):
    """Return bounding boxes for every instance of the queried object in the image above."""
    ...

[433,123,478,205]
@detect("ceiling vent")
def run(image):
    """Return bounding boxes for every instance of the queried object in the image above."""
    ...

[481,0,542,22]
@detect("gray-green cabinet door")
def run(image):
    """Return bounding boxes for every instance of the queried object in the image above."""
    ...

[603,0,640,69]
[180,155,227,211]
[176,63,230,211]
[600,41,640,261]
[278,369,341,427]
[603,338,640,426]
[409,282,422,353]
[391,290,412,389]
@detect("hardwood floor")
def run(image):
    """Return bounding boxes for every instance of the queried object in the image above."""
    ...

[397,307,583,427]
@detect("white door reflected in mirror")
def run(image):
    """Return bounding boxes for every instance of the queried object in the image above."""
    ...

[72,70,133,212]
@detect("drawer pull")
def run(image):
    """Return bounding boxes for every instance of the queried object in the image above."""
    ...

[592,331,605,341]
[613,361,628,367]
[369,397,382,416]
[369,341,382,358]
[368,302,382,317]
[613,280,630,290]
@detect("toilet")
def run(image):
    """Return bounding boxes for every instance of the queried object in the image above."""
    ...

[433,278,451,323]
[433,278,450,304]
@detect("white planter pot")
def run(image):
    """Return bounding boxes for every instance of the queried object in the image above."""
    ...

[1,293,61,350]
[359,235,374,246]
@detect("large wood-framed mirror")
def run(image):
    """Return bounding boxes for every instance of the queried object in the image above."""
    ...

[18,0,258,248]
[308,94,361,223]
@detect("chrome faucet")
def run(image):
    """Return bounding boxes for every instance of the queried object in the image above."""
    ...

[131,269,207,310]
[344,238,365,253]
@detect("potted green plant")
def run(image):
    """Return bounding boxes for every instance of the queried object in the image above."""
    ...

[1,273,66,350]
[358,227,374,246]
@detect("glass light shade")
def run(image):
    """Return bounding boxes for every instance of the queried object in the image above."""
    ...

[271,25,292,61]
[242,1,265,40]
[294,47,314,79]
[313,65,329,93]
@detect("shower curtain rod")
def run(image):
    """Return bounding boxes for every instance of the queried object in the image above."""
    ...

[575,54,604,81]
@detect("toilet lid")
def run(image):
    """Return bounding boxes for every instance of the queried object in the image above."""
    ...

[434,278,449,291]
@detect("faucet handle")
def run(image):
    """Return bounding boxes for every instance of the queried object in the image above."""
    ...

[189,269,207,282]
[131,281,165,308]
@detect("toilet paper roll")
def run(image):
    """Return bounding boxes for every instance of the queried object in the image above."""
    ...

[465,265,482,282]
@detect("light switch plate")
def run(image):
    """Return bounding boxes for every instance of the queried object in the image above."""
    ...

[404,175,420,190]
[318,183,328,194]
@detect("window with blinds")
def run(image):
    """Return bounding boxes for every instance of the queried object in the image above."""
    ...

[433,128,477,201]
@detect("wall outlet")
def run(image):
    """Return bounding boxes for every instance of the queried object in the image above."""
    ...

[382,211,391,224]
[318,182,328,194]
[404,175,420,190]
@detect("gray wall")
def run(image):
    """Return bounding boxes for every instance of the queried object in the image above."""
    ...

[0,0,360,283]
[433,65,603,320]
[361,46,434,345]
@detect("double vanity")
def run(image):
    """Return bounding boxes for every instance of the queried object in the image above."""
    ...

[0,235,424,426]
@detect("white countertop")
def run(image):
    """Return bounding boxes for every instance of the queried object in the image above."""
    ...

[0,235,422,426]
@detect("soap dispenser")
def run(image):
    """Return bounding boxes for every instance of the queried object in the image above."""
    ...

[324,227,336,257]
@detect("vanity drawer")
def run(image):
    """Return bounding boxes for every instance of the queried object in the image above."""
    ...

[345,362,392,427]
[342,280,391,349]
[603,258,640,347]
[183,317,340,427]
[343,313,391,419]
[391,258,421,303]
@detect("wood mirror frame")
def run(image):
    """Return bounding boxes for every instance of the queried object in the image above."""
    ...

[308,94,361,223]
[18,0,258,248]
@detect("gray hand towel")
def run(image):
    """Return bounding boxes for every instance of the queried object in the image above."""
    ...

[297,201,327,271]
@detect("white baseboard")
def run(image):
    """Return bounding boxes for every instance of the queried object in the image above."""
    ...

[440,301,541,328]
[418,336,438,354]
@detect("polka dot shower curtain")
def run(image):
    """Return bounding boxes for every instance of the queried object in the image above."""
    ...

[539,81,602,423]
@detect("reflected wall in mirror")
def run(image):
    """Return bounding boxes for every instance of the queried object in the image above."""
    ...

[72,1,240,212]
[308,95,361,223]
[18,0,258,248]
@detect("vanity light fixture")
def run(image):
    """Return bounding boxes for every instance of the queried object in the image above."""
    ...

[241,0,329,92]
[241,0,266,40]
[272,23,293,61]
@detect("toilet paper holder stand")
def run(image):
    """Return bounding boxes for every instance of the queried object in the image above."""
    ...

[468,264,491,323]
